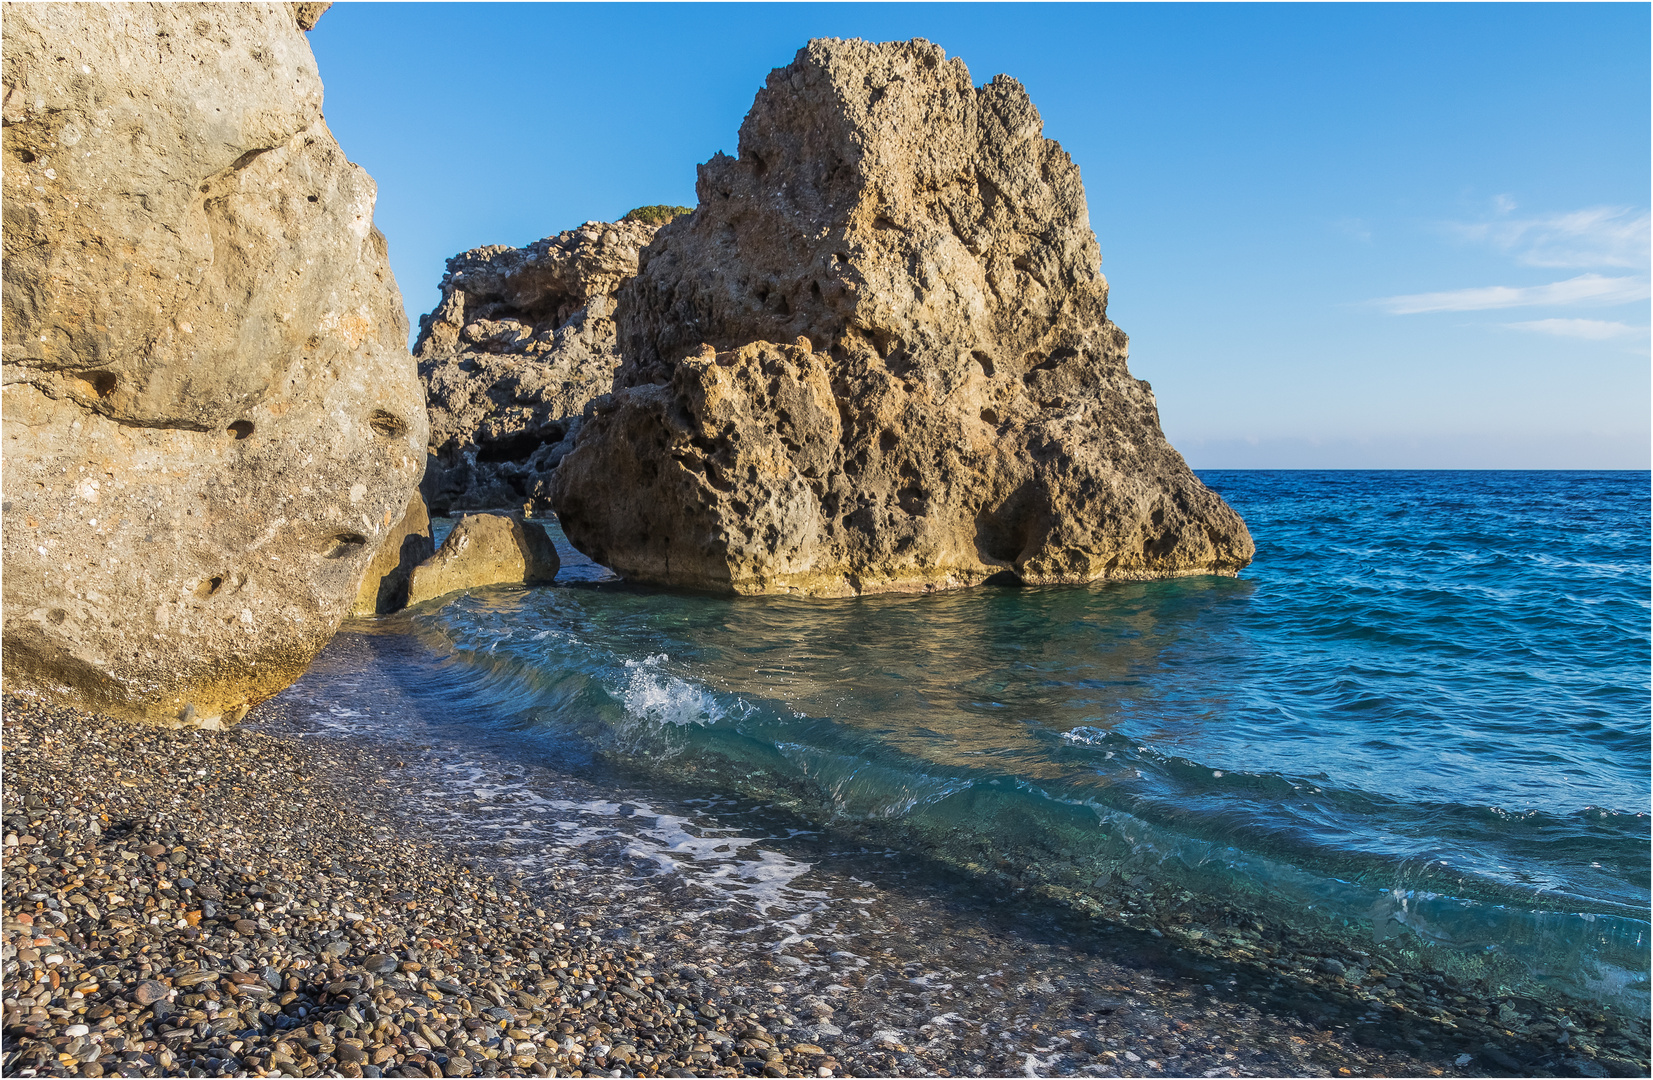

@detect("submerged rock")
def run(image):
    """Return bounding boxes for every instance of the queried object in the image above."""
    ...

[415,216,676,516]
[551,38,1253,595]
[406,514,559,606]
[0,2,427,723]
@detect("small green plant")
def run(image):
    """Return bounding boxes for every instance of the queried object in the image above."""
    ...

[621,204,694,226]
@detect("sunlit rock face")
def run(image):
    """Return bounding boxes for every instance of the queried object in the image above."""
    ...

[554,36,1254,596]
[1,2,427,723]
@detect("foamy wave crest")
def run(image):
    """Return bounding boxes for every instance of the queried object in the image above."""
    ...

[619,654,724,728]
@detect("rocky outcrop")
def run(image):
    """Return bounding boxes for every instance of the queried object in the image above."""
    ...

[405,514,559,606]
[1,3,428,724]
[414,217,673,516]
[352,492,436,615]
[550,38,1253,596]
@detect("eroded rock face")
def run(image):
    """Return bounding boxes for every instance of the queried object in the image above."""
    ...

[405,514,559,607]
[414,220,662,516]
[551,38,1253,596]
[1,2,427,723]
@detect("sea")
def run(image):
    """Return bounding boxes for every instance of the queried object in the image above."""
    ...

[265,470,1651,1018]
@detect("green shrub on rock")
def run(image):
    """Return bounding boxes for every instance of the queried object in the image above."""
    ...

[621,204,693,226]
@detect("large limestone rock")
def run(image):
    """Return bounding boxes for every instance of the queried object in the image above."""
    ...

[414,218,667,516]
[1,2,428,724]
[550,38,1253,596]
[405,514,559,606]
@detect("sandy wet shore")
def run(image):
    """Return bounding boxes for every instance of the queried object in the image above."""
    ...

[3,687,1645,1079]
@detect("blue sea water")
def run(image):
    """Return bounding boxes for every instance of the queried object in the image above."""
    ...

[334,471,1653,1012]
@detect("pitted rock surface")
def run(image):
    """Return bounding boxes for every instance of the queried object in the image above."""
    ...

[413,219,662,516]
[1,2,427,723]
[551,38,1252,595]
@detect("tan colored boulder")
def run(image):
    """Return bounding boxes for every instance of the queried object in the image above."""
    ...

[0,3,427,724]
[352,492,436,615]
[406,514,559,606]
[550,38,1252,596]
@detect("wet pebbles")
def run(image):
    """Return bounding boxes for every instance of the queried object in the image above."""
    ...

[4,691,1647,1079]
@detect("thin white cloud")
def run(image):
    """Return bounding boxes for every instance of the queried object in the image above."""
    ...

[1503,318,1645,341]
[1376,273,1650,315]
[1445,205,1650,269]
[1333,217,1372,243]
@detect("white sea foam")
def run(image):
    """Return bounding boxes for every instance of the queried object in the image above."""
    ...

[619,654,724,727]
[428,764,828,915]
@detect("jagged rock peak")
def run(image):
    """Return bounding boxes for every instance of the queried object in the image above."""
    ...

[551,37,1254,595]
[414,218,661,516]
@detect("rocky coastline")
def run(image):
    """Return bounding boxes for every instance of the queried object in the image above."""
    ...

[6,688,1647,1079]
[6,16,1644,1080]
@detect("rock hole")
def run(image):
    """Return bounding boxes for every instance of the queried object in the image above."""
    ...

[74,370,117,398]
[306,194,318,203]
[980,408,999,425]
[1150,507,1166,528]
[229,147,272,171]
[748,151,766,177]
[774,293,791,316]
[810,280,823,302]
[18,149,36,164]
[367,409,408,438]
[322,533,369,559]
[879,430,898,454]
[1143,531,1177,559]
[227,420,254,440]
[872,216,899,232]
[194,576,224,599]
[972,351,996,378]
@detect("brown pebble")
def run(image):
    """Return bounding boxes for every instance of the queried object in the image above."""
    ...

[132,980,169,1005]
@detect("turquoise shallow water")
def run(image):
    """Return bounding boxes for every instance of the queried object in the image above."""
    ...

[391,471,1649,1012]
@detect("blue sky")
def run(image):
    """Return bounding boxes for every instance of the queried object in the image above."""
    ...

[310,3,1650,469]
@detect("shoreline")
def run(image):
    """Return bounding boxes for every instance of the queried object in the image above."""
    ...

[3,685,1646,1079]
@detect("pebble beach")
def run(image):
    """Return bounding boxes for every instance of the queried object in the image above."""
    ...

[3,690,1647,1079]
